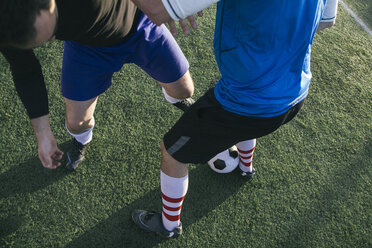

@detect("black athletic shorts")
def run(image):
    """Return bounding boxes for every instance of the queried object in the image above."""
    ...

[163,88,305,164]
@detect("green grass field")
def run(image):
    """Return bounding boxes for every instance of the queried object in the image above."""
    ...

[342,0,372,29]
[1,5,371,248]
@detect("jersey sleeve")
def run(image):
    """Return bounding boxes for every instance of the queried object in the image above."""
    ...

[321,0,338,23]
[162,0,219,20]
[0,48,49,119]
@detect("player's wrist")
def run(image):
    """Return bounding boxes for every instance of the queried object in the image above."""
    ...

[31,114,53,140]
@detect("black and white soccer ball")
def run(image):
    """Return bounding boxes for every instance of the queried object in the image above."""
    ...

[208,146,239,173]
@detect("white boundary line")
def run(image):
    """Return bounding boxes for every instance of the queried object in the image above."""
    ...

[339,0,372,38]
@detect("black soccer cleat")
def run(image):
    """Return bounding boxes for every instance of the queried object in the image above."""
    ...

[173,98,195,112]
[132,210,182,238]
[239,167,256,180]
[66,138,89,171]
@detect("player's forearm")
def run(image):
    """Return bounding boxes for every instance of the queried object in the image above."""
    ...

[131,0,172,25]
[13,78,49,118]
[31,114,53,141]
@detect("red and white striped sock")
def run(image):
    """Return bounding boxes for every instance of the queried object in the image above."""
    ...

[237,139,256,173]
[161,171,188,231]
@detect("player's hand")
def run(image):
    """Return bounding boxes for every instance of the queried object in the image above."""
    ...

[37,130,63,169]
[31,114,63,169]
[168,11,203,36]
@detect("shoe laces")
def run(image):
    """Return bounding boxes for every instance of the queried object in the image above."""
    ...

[181,98,194,106]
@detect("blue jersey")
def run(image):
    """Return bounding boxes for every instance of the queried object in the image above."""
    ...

[214,0,325,117]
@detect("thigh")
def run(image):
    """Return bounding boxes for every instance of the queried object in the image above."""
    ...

[163,89,241,164]
[130,14,189,83]
[61,41,116,101]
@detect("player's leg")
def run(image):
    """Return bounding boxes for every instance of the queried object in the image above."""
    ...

[129,13,195,111]
[64,97,98,171]
[159,141,188,234]
[132,88,240,238]
[65,97,97,135]
[61,41,117,170]
[132,142,188,238]
[237,139,256,178]
[209,95,306,179]
[159,70,195,112]
[132,88,307,237]
[159,70,193,100]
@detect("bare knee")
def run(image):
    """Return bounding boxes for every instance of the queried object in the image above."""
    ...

[66,117,94,134]
[182,84,194,99]
[170,86,194,99]
[161,70,194,99]
[64,97,97,134]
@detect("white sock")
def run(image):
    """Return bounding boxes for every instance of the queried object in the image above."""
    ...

[237,139,256,173]
[161,171,188,231]
[162,87,182,104]
[65,124,94,145]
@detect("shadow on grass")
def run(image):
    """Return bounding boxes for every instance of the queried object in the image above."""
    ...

[0,215,24,243]
[0,141,71,199]
[66,165,248,248]
[273,138,372,246]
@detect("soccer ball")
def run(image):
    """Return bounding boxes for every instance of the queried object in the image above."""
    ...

[208,146,239,173]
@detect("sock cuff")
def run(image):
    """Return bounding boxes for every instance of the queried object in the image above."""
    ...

[65,124,94,145]
[237,139,256,152]
[160,171,188,197]
[162,87,182,104]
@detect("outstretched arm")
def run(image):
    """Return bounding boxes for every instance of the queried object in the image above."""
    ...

[1,48,63,169]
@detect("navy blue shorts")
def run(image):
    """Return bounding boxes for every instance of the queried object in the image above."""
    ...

[61,13,189,101]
